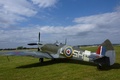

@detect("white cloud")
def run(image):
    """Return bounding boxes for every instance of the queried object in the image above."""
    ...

[73,12,120,38]
[0,0,37,28]
[0,23,96,48]
[0,0,36,17]
[0,1,120,48]
[115,5,120,12]
[0,0,58,28]
[72,11,120,45]
[38,24,95,36]
[73,12,120,26]
[0,9,120,48]
[0,12,26,28]
[32,0,58,8]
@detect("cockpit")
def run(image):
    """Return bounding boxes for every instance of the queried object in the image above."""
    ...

[54,41,64,46]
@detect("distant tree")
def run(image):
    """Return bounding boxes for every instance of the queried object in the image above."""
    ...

[17,46,23,49]
[23,47,27,49]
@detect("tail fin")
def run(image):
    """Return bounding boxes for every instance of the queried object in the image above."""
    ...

[96,39,115,65]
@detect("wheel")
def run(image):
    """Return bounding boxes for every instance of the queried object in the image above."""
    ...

[39,58,43,63]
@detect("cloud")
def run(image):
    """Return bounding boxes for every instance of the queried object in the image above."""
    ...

[73,11,120,37]
[0,0,36,16]
[0,10,120,48]
[115,5,120,12]
[37,24,95,35]
[73,12,120,26]
[31,11,120,45]
[0,1,120,48]
[0,0,36,28]
[0,0,58,28]
[32,0,58,8]
[0,23,96,47]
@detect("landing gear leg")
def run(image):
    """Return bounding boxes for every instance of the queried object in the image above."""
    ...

[39,58,43,63]
[97,63,103,70]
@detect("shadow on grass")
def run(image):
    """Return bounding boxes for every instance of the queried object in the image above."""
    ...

[110,63,120,69]
[96,63,120,71]
[16,59,95,68]
[16,59,120,70]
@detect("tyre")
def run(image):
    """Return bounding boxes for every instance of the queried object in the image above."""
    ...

[39,58,43,63]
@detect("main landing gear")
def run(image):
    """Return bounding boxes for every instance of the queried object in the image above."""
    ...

[39,58,43,63]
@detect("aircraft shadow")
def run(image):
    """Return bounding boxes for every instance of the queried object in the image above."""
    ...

[97,63,120,71]
[16,59,95,68]
[16,59,120,70]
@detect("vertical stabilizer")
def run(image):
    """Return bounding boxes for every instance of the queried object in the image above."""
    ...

[96,39,115,65]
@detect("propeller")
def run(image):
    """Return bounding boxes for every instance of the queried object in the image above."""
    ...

[28,32,42,46]
[28,32,42,51]
[38,32,40,45]
[38,32,41,51]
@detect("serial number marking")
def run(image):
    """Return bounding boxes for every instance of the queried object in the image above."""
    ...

[73,50,82,58]
[60,48,83,58]
[60,48,91,58]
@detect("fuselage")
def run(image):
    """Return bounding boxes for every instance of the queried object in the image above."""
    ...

[38,39,116,67]
[40,43,65,54]
[40,43,99,63]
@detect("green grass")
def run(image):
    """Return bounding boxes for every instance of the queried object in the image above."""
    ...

[0,46,120,80]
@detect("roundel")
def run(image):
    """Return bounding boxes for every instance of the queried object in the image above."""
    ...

[64,46,73,58]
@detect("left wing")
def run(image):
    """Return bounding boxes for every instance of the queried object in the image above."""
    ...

[0,50,53,59]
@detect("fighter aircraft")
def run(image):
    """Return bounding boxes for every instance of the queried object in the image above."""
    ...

[0,32,115,69]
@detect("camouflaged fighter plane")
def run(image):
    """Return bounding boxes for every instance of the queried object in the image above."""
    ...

[0,32,116,69]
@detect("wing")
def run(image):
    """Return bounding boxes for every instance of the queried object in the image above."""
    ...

[0,50,53,59]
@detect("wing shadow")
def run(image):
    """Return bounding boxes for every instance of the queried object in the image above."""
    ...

[16,59,95,68]
[16,59,120,70]
[97,63,120,71]
[110,63,120,69]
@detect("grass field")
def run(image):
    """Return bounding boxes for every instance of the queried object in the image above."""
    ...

[0,46,120,80]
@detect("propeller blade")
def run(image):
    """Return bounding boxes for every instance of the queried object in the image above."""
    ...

[28,43,43,45]
[28,43,37,45]
[38,32,40,43]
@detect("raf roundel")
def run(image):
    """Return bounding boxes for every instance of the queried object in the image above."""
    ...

[64,47,73,58]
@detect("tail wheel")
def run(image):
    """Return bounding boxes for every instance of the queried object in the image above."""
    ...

[39,58,43,63]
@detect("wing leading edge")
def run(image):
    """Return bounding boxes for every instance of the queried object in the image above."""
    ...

[0,50,53,59]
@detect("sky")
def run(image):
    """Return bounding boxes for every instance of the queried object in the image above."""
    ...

[0,0,120,48]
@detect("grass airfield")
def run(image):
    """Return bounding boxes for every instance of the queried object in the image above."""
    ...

[0,46,120,80]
